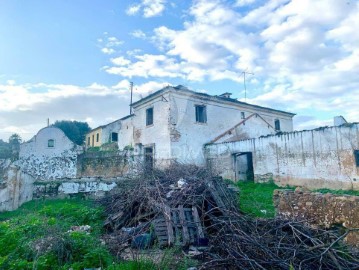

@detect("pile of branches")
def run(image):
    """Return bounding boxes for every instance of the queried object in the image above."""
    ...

[100,164,359,270]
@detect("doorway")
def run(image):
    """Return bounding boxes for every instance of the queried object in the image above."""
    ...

[234,152,254,181]
[144,146,154,170]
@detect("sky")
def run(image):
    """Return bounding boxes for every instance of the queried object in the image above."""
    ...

[0,0,358,141]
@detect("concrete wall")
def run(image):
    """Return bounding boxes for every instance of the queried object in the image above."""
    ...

[170,91,293,165]
[19,127,82,180]
[206,124,359,190]
[274,189,359,246]
[118,116,134,150]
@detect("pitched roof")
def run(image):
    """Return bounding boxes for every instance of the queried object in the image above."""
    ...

[131,85,295,116]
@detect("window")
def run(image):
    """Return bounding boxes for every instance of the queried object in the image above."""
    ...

[195,105,207,123]
[241,112,245,119]
[48,139,55,148]
[87,137,90,146]
[354,150,359,167]
[92,135,94,146]
[274,119,281,131]
[96,133,99,142]
[146,107,154,126]
[111,132,118,142]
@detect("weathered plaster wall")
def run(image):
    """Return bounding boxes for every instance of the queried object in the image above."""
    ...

[132,93,172,166]
[101,120,121,145]
[0,166,34,211]
[118,116,134,150]
[19,127,82,180]
[76,150,134,178]
[169,91,293,165]
[206,124,359,190]
[33,179,117,199]
[274,189,359,246]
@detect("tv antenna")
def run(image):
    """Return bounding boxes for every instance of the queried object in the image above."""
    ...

[240,70,253,102]
[129,82,134,114]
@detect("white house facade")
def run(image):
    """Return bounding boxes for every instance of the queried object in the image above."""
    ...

[117,85,295,166]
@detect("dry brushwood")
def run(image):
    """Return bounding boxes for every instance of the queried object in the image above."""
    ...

[99,164,359,269]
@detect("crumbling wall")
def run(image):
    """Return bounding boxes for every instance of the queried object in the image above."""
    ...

[33,180,117,199]
[0,166,34,211]
[206,124,359,190]
[19,127,82,180]
[273,189,359,246]
[76,150,134,178]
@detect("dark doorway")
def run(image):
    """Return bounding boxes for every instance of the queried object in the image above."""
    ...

[234,152,254,181]
[144,146,154,170]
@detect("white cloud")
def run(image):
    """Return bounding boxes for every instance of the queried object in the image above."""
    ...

[99,35,123,55]
[111,56,131,66]
[131,29,146,39]
[0,80,169,141]
[126,0,166,18]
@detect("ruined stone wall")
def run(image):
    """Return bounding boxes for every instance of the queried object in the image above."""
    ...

[273,189,359,246]
[205,124,359,190]
[76,150,134,178]
[19,127,82,180]
[33,179,118,200]
[0,166,34,212]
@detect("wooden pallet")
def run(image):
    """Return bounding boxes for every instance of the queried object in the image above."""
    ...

[153,205,204,247]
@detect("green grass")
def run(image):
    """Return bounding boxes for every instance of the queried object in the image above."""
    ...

[0,199,197,270]
[236,181,291,218]
[0,199,114,270]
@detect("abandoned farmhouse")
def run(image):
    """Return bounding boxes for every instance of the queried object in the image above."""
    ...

[0,85,359,211]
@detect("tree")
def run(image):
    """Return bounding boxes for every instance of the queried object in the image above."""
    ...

[0,139,11,159]
[8,133,22,146]
[53,120,91,145]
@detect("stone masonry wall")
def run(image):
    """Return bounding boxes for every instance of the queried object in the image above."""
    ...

[76,150,135,178]
[274,189,359,246]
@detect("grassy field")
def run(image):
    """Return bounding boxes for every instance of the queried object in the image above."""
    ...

[0,199,159,270]
[235,181,290,218]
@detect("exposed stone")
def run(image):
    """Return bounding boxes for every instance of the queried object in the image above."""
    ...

[274,189,359,246]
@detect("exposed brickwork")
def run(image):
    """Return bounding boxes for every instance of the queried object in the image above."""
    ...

[274,189,359,246]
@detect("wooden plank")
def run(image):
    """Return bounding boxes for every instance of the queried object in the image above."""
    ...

[192,206,204,238]
[164,205,174,246]
[178,205,190,245]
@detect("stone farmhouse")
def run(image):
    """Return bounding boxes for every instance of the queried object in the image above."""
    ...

[98,85,295,166]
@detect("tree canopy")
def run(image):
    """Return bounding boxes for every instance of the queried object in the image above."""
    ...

[53,120,91,145]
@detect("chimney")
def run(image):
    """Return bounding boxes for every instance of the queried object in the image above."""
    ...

[218,92,232,99]
[334,116,347,126]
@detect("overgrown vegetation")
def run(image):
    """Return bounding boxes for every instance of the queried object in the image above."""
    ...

[236,180,291,218]
[315,188,359,196]
[0,199,114,270]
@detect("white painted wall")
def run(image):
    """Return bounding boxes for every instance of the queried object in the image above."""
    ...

[19,127,82,180]
[206,124,359,190]
[169,90,293,165]
[132,93,172,164]
[101,120,121,144]
[118,116,134,150]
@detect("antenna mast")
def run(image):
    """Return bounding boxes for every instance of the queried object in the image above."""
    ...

[241,70,253,102]
[130,82,134,114]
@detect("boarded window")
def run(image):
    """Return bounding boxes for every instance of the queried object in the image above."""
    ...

[48,139,55,148]
[96,133,99,142]
[146,107,154,126]
[241,112,245,119]
[275,119,281,131]
[354,150,359,167]
[111,132,118,142]
[195,105,207,123]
